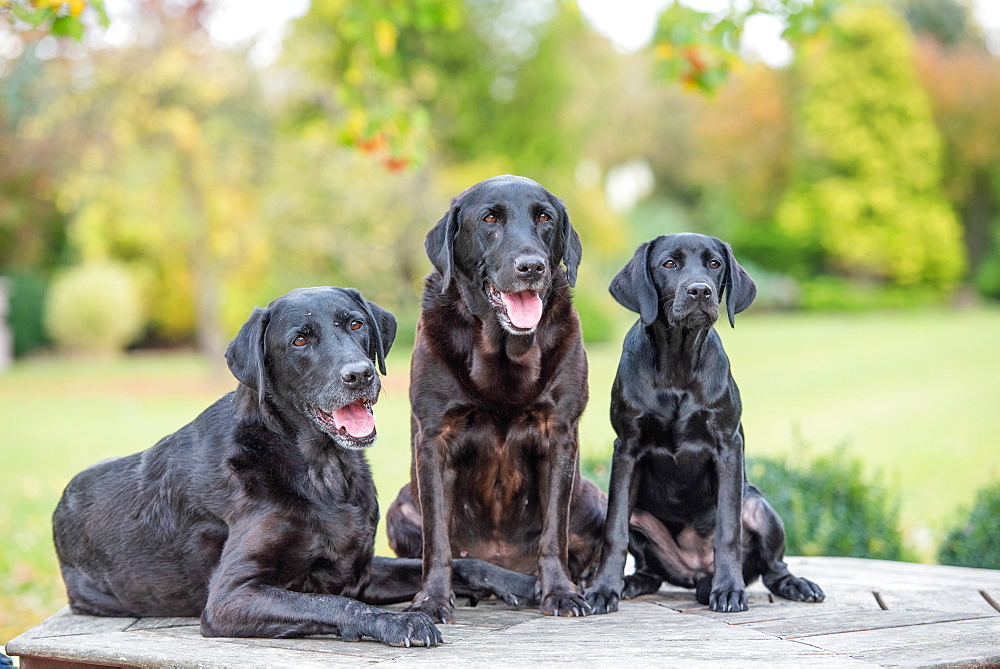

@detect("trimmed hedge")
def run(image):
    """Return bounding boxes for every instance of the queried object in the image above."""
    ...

[938,480,1000,569]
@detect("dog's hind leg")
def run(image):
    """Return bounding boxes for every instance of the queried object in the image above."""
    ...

[742,485,824,603]
[385,483,423,559]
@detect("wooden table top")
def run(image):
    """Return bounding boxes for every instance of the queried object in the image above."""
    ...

[7,556,1000,667]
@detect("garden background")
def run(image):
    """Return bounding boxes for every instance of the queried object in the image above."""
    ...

[2,0,1000,647]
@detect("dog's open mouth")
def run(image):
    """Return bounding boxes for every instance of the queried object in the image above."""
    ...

[313,399,376,448]
[486,284,543,333]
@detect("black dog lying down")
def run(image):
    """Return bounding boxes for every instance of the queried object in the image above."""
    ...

[53,287,535,646]
[585,234,824,614]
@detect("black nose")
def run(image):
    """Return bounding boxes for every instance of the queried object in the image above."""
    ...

[515,255,546,281]
[686,283,713,301]
[341,361,374,389]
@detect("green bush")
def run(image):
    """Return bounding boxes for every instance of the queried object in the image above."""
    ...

[4,270,50,357]
[974,251,1000,301]
[747,449,907,559]
[43,261,144,356]
[938,480,1000,569]
[800,276,949,312]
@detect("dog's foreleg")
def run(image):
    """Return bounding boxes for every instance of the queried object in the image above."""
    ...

[584,437,639,614]
[536,430,590,617]
[406,435,458,623]
[709,432,748,612]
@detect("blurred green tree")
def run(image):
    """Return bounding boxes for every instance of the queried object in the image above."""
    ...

[776,4,965,288]
[32,3,272,363]
[913,31,1000,298]
[903,0,980,48]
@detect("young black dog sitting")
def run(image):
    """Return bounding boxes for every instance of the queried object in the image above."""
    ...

[585,233,824,614]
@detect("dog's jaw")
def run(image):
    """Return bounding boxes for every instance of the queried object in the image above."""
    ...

[311,398,378,450]
[485,283,543,336]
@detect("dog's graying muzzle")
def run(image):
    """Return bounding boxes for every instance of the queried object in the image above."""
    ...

[340,361,375,390]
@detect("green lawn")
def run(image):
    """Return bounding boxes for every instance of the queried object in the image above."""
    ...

[2,307,999,644]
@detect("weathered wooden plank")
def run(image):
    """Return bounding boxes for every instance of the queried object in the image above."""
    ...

[742,608,991,639]
[981,589,1000,613]
[8,629,380,668]
[785,556,1000,590]
[875,588,1000,615]
[7,609,135,643]
[489,602,775,643]
[375,639,876,667]
[801,617,1000,666]
[125,617,199,632]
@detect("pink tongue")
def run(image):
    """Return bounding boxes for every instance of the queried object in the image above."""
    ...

[500,291,543,329]
[332,401,375,438]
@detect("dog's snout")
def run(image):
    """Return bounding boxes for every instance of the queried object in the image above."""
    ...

[514,255,546,282]
[686,283,713,301]
[340,361,375,389]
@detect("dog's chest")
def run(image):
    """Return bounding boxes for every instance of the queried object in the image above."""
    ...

[304,464,377,562]
[634,389,716,453]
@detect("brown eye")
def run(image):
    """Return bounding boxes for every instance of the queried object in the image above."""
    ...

[709,259,721,269]
[350,320,363,331]
[484,214,497,223]
[663,259,676,268]
[292,336,307,347]
[538,212,551,222]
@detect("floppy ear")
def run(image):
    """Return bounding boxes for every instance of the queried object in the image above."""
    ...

[346,289,397,375]
[720,241,757,328]
[424,203,460,293]
[610,240,659,326]
[226,306,270,402]
[557,202,583,287]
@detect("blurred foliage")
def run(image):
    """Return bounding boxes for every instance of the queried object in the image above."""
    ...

[913,29,1000,285]
[651,0,840,93]
[5,270,48,356]
[938,479,1000,569]
[0,0,108,40]
[0,0,998,359]
[27,5,273,361]
[799,276,949,311]
[747,449,908,560]
[43,261,143,355]
[777,4,964,288]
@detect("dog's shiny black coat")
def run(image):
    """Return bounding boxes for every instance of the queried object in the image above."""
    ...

[386,175,605,622]
[53,287,534,646]
[584,233,824,614]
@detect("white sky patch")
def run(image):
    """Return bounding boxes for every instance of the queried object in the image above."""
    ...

[203,0,309,66]
[577,0,671,53]
[79,0,1000,64]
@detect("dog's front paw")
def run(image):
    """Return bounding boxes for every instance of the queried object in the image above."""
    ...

[708,586,748,612]
[621,572,662,600]
[405,590,456,624]
[773,576,825,603]
[369,611,443,648]
[584,584,620,615]
[539,588,591,617]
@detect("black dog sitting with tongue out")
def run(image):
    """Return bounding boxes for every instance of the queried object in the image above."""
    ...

[53,286,536,646]
[386,175,607,623]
